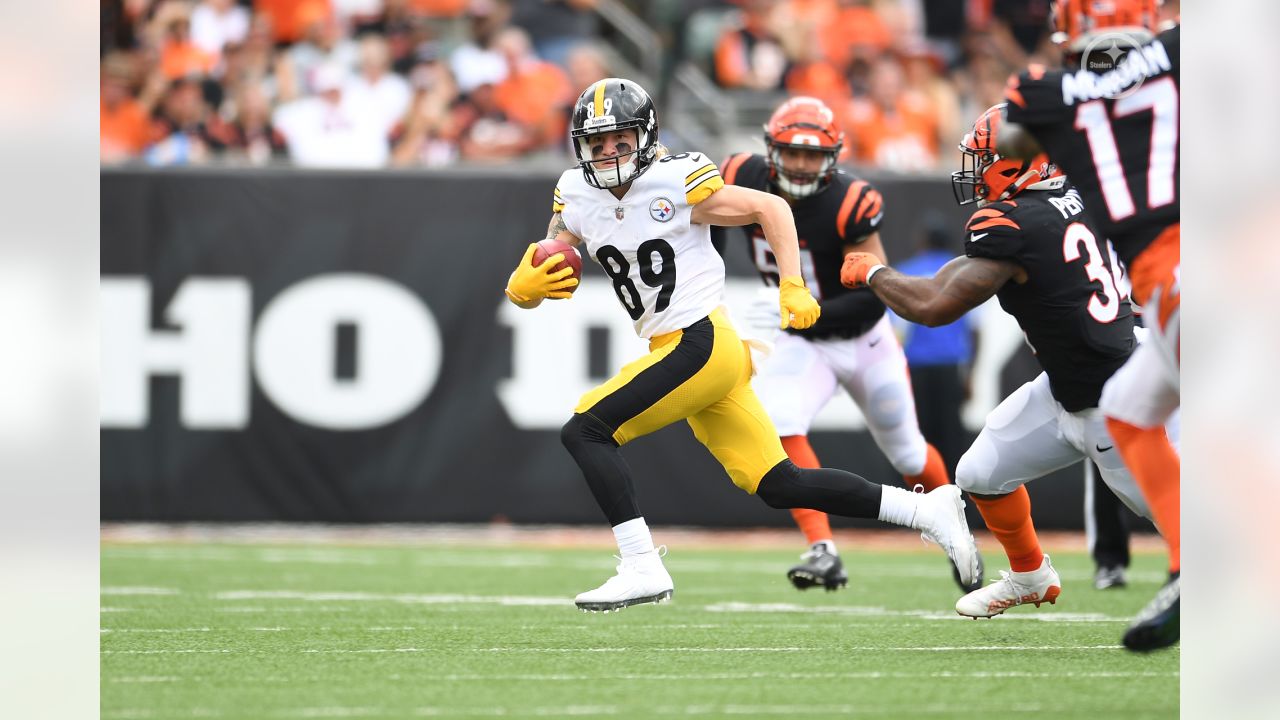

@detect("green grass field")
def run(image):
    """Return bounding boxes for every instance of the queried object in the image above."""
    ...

[101,537,1178,719]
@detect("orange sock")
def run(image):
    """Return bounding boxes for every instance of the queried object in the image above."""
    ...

[1106,418,1180,573]
[905,443,950,492]
[781,435,833,545]
[971,486,1043,572]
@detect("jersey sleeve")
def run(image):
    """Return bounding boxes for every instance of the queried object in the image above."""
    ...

[552,185,565,213]
[1004,65,1072,126]
[835,178,886,242]
[962,202,1025,261]
[679,152,724,205]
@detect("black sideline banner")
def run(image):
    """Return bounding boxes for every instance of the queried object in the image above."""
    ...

[102,167,1102,529]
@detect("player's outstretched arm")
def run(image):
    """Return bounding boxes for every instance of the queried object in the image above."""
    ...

[505,242,579,309]
[844,253,1022,327]
[691,184,820,329]
[690,184,801,276]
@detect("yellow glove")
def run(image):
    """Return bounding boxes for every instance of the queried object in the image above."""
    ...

[778,276,821,329]
[505,243,579,304]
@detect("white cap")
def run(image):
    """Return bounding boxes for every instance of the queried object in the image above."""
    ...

[312,63,347,93]
[452,49,508,94]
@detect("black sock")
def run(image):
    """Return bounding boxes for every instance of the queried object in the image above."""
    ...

[561,413,641,527]
[756,459,882,519]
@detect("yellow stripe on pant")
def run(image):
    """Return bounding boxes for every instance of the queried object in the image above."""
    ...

[574,308,788,493]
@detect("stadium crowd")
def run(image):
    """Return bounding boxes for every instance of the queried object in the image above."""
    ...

[100,0,1075,171]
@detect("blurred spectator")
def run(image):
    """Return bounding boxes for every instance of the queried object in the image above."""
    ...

[406,0,471,18]
[450,0,512,81]
[565,42,609,92]
[893,213,976,475]
[146,77,221,165]
[273,63,391,167]
[493,27,573,149]
[450,52,536,161]
[509,0,598,69]
[190,0,251,55]
[820,0,891,74]
[101,52,155,163]
[900,41,961,158]
[278,9,359,100]
[152,2,218,81]
[713,0,788,91]
[392,44,461,166]
[208,82,290,164]
[256,0,335,45]
[844,55,938,171]
[345,34,413,134]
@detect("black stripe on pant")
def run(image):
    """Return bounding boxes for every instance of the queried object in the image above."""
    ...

[563,316,715,527]
[584,316,715,434]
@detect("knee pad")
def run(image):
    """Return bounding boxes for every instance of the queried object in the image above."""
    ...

[954,450,984,494]
[865,381,909,431]
[560,413,617,454]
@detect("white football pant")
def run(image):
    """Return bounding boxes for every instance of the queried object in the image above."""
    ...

[752,315,929,476]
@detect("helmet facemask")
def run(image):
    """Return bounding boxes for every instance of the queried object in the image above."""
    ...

[767,140,839,199]
[574,125,652,189]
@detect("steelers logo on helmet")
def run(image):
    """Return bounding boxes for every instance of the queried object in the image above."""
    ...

[570,78,659,189]
[763,96,844,199]
[951,104,1063,207]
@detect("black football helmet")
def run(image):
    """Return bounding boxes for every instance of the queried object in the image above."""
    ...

[569,78,658,189]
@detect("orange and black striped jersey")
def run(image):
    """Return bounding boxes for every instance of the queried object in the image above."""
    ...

[713,152,887,340]
[1004,25,1179,266]
[964,184,1135,411]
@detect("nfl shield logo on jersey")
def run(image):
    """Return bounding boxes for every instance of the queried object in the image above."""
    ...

[649,197,674,222]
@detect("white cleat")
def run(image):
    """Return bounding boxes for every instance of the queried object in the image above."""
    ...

[574,546,674,613]
[913,485,980,588]
[956,554,1062,619]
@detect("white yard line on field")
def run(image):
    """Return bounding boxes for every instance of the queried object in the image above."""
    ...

[214,590,569,606]
[101,586,179,595]
[103,644,1144,655]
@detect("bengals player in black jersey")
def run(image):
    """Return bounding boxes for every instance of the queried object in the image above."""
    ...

[842,104,1161,620]
[997,0,1180,651]
[712,97,977,594]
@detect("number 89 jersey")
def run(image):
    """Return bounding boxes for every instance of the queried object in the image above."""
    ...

[554,151,728,339]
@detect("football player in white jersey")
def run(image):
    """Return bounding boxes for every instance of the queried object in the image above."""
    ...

[504,78,980,613]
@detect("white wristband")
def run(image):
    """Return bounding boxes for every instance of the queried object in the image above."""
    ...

[865,264,887,284]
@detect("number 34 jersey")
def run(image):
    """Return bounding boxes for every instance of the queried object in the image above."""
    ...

[554,152,728,339]
[964,185,1135,411]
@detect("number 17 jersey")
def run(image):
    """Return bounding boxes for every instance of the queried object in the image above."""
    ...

[554,152,728,339]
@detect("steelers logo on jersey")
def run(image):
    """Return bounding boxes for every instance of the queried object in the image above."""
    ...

[649,197,675,222]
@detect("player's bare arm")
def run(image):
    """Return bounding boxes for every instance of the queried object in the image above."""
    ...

[544,212,582,246]
[690,184,802,277]
[994,116,1043,161]
[864,256,1024,328]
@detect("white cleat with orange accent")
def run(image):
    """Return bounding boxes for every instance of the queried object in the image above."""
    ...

[956,554,1062,619]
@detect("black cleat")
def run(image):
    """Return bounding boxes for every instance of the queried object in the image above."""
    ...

[1123,574,1179,651]
[1094,565,1128,590]
[952,549,985,594]
[787,543,848,591]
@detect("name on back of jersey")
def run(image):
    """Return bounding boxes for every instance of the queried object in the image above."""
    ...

[1048,188,1085,219]
[1060,38,1172,105]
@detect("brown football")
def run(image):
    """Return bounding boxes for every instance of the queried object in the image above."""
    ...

[532,239,583,290]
